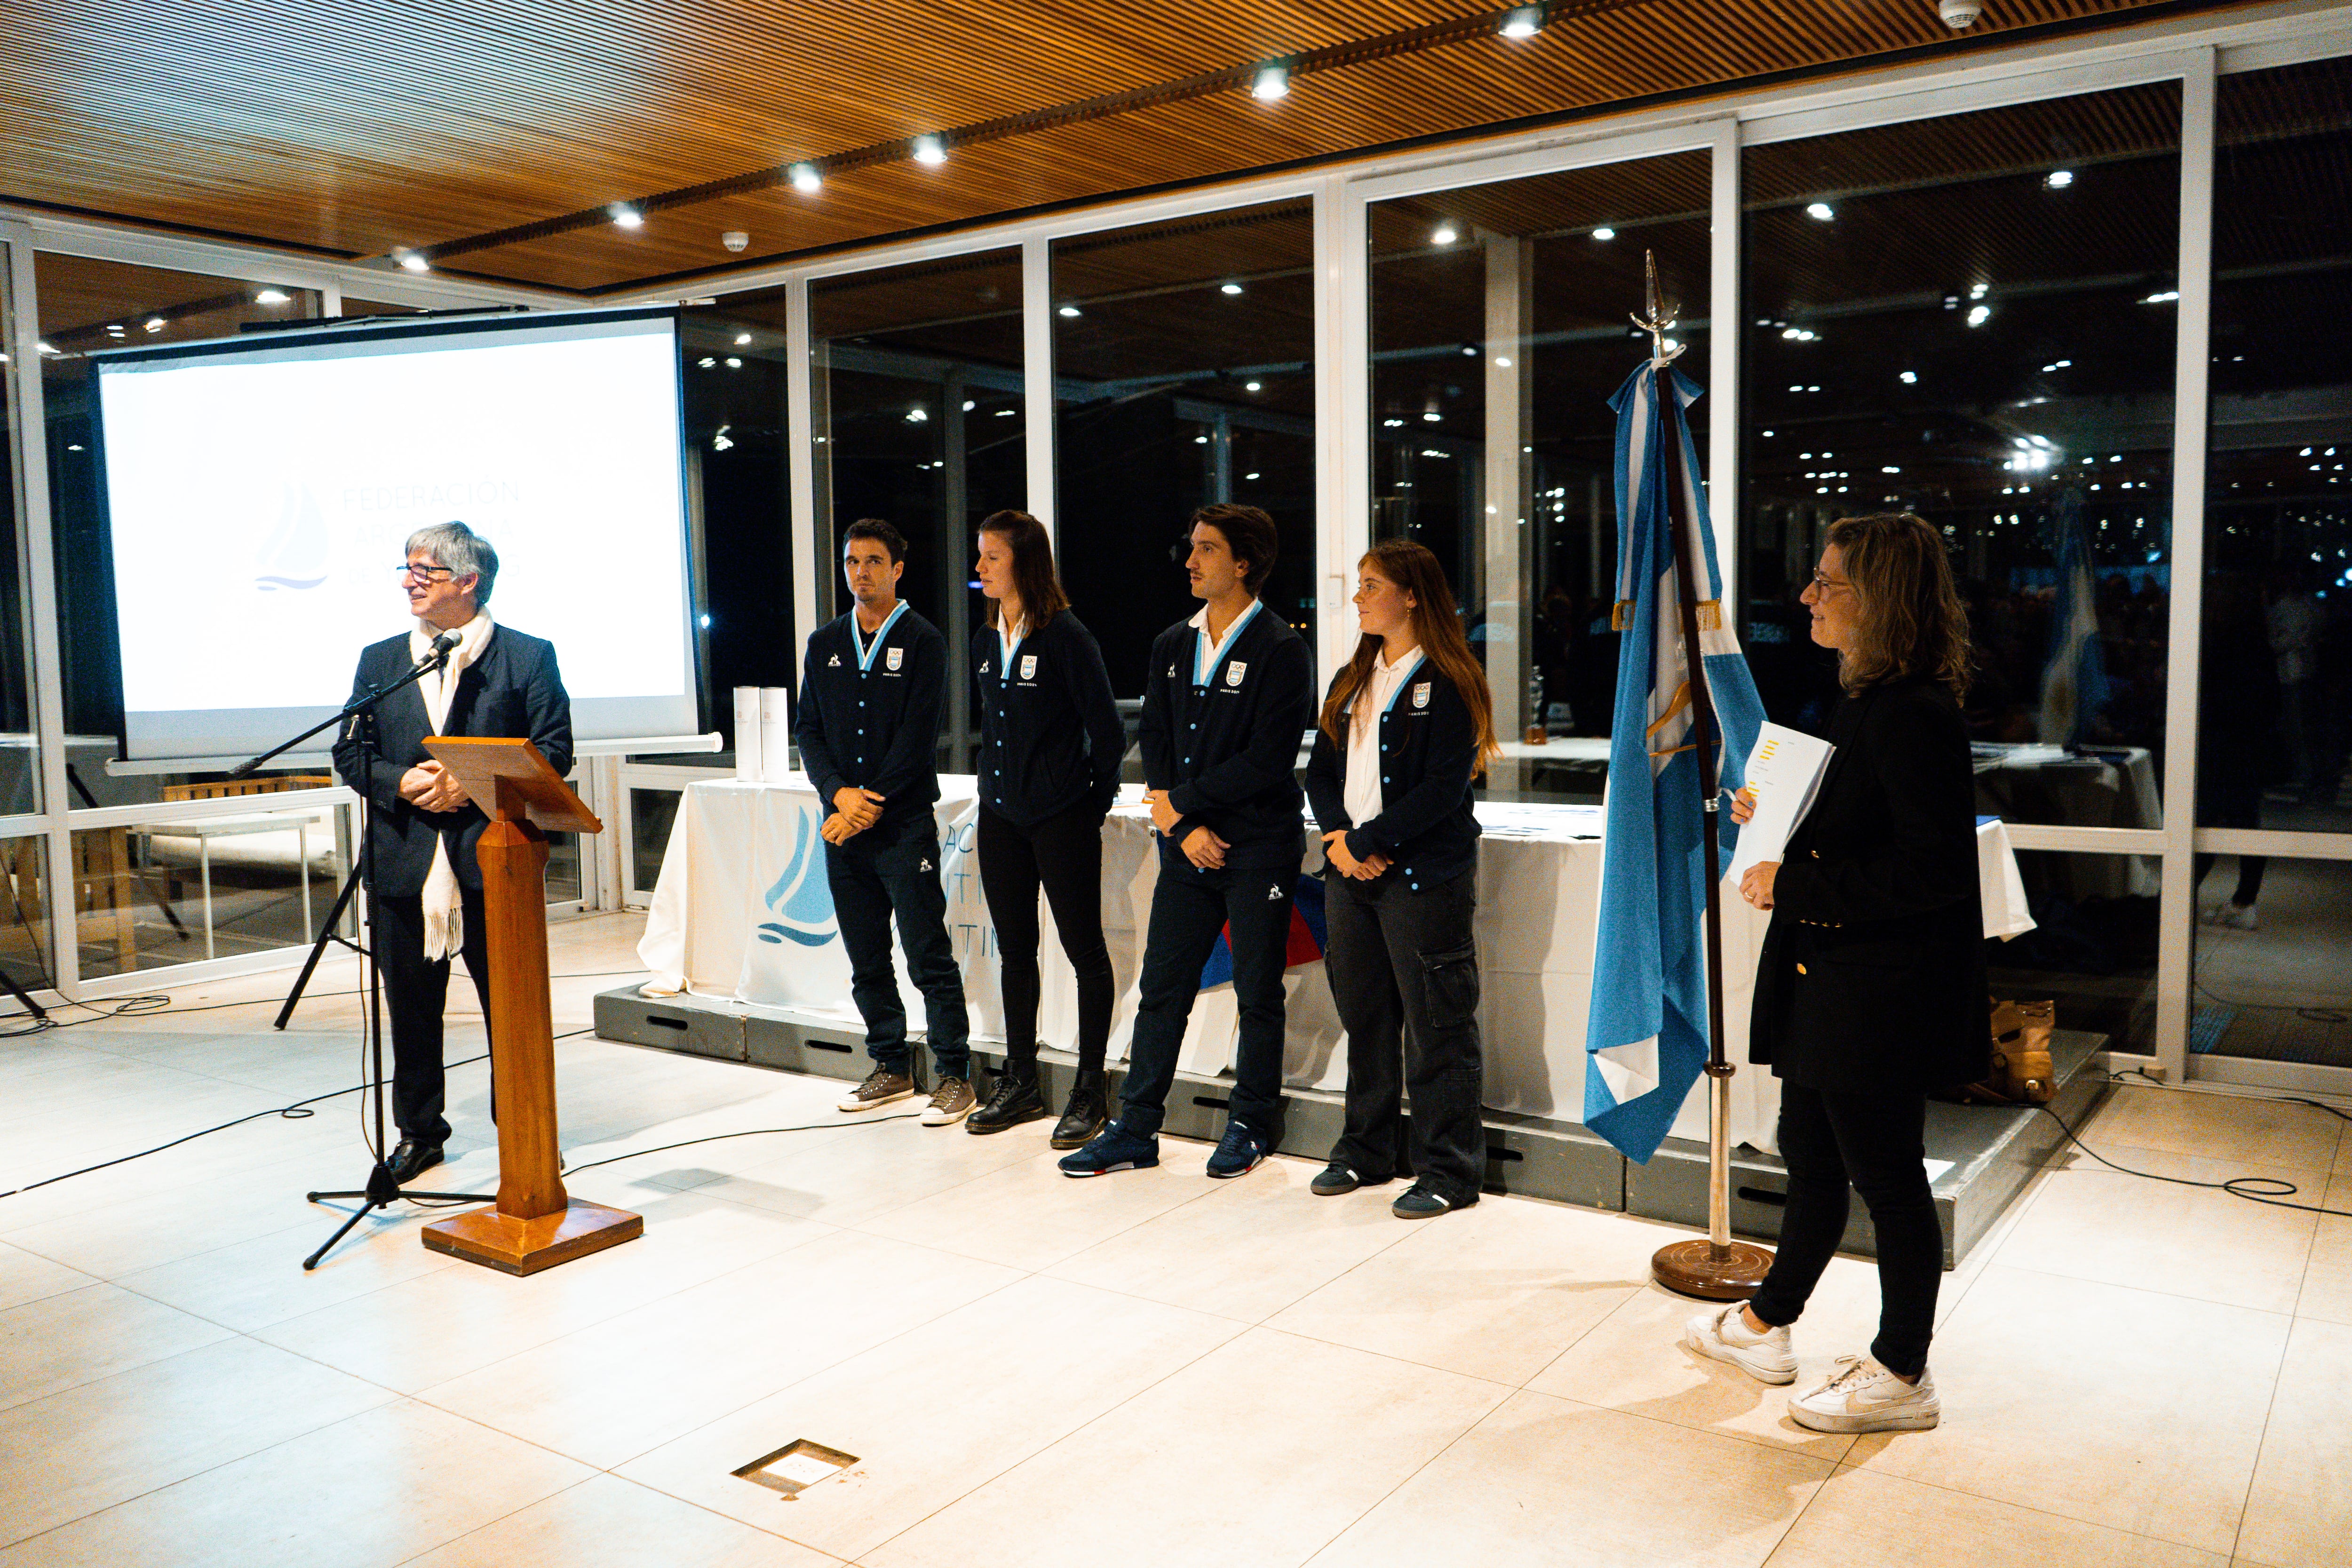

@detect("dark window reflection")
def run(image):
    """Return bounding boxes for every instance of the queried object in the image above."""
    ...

[810,250,1026,769]
[0,258,34,815]
[1991,850,2160,1055]
[2203,56,2352,842]
[1744,87,2181,829]
[1053,203,1316,697]
[1371,151,1711,802]
[2189,857,2352,1069]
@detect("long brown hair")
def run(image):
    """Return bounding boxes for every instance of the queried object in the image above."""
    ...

[1318,539,1502,775]
[1822,512,1972,699]
[977,509,1070,630]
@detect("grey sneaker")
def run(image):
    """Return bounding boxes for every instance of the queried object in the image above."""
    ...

[839,1067,917,1112]
[921,1077,977,1126]
[1684,1302,1797,1385]
[1788,1355,1940,1433]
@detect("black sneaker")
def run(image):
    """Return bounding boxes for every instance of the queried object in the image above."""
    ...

[1391,1181,1474,1218]
[1311,1162,1384,1196]
[1206,1117,1272,1179]
[1049,1069,1109,1150]
[967,1070,1047,1134]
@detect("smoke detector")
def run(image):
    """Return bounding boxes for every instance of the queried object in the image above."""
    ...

[721,230,750,253]
[1938,0,1983,28]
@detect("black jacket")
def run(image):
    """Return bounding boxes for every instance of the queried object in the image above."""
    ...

[333,625,573,897]
[1749,677,1991,1093]
[795,603,946,842]
[1139,600,1315,870]
[973,611,1124,828]
[1304,653,1482,887]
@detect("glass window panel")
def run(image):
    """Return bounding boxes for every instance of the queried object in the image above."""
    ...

[678,296,795,738]
[1744,87,2181,828]
[1991,849,2161,1055]
[75,809,340,978]
[2189,854,2352,1068]
[35,254,323,803]
[0,248,37,814]
[0,836,54,996]
[1053,203,1314,698]
[1371,151,1712,802]
[2203,56,2352,835]
[808,248,1025,770]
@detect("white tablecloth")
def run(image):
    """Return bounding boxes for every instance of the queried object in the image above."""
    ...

[639,775,2034,1154]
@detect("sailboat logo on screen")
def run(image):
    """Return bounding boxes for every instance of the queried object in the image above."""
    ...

[755,806,838,947]
[253,485,331,591]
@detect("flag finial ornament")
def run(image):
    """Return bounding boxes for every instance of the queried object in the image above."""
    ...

[1629,249,1685,368]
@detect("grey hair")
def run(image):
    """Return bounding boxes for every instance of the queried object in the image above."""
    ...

[405,521,499,606]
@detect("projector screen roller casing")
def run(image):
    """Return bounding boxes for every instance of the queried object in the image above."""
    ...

[95,309,700,764]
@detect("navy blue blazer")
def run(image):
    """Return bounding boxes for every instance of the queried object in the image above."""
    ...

[333,626,573,898]
[973,611,1124,827]
[1304,654,1482,889]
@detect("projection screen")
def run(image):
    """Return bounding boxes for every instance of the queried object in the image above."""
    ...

[93,308,698,764]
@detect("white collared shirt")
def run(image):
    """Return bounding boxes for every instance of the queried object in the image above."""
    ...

[1188,597,1262,686]
[996,616,1027,683]
[1343,644,1425,828]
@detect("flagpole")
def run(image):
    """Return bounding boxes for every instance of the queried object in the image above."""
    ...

[1634,252,1775,1301]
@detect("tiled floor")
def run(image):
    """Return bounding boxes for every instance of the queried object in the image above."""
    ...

[0,910,2344,1567]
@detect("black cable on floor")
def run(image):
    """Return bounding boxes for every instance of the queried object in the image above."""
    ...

[0,969,652,1038]
[2038,1089,2352,1218]
[0,1020,609,1201]
[559,1111,926,1177]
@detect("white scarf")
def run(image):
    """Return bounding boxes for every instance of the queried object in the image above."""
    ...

[408,611,497,960]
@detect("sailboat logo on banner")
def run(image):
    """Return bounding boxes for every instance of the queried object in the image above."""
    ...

[755,807,838,947]
[253,483,331,591]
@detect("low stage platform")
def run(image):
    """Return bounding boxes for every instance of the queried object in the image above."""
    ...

[595,987,2111,1269]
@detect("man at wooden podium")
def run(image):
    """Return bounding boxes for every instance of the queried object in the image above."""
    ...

[332,521,573,1184]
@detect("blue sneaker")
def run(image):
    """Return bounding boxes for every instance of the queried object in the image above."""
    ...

[1206,1117,1272,1178]
[1058,1121,1160,1177]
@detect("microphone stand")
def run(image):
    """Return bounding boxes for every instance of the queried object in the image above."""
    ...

[225,637,495,1270]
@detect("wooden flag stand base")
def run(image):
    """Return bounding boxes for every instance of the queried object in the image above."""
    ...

[419,739,642,1276]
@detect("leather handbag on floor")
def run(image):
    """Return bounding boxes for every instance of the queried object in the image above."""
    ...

[1944,998,2058,1106]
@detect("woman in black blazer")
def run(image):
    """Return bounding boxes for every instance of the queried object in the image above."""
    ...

[963,510,1127,1147]
[1305,539,1501,1218]
[1685,513,1986,1435]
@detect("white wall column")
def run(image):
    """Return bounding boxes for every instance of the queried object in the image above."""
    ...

[1323,176,1369,685]
[1022,237,1056,541]
[1483,231,1534,769]
[785,276,818,674]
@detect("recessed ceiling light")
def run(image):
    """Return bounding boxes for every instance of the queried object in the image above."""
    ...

[1245,381,1263,392]
[397,251,431,273]
[255,288,290,305]
[144,317,166,332]
[2044,169,2074,188]
[735,332,752,346]
[1221,282,1244,295]
[1057,304,1081,318]
[1966,304,1991,326]
[611,205,644,229]
[1899,370,1918,383]
[725,356,742,367]
[789,162,822,193]
[1252,64,1289,101]
[913,135,946,166]
[1500,6,1543,38]
[1591,227,1615,240]
[1806,202,1834,221]
[1431,224,1459,246]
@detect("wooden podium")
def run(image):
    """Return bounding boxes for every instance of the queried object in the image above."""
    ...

[417,738,643,1275]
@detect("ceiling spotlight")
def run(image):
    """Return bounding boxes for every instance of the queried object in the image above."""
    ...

[1966,304,1991,326]
[1591,227,1615,241]
[698,356,716,367]
[906,406,929,422]
[789,162,822,193]
[1970,282,1989,299]
[397,250,431,273]
[1899,370,1918,384]
[1221,282,1244,295]
[143,317,165,332]
[913,135,946,166]
[1500,6,1543,38]
[255,287,290,305]
[1245,380,1263,392]
[1252,64,1289,101]
[1057,304,1081,318]
[1431,224,1459,246]
[725,356,742,367]
[735,332,752,346]
[1422,411,1441,422]
[2143,289,2180,303]
[1806,202,1834,221]
[611,205,644,229]
[2044,169,2075,189]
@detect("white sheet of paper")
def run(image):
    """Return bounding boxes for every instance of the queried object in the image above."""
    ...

[1728,722,1836,881]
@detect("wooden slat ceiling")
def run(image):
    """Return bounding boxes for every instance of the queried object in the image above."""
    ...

[1,0,2215,295]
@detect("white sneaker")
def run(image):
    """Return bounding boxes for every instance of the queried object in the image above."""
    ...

[1684,1302,1797,1385]
[2222,901,2259,931]
[1788,1355,1940,1433]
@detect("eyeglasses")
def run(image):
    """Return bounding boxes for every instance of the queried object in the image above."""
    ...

[1808,570,1854,595]
[396,563,455,583]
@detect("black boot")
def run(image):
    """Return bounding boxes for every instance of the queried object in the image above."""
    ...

[1050,1069,1109,1150]
[966,1065,1047,1134]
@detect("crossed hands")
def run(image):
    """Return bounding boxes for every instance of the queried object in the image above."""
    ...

[1321,830,1391,881]
[398,762,470,814]
[1144,788,1229,870]
[824,786,887,844]
[1728,786,1779,910]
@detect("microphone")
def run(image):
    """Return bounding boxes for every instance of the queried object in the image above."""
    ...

[418,629,461,668]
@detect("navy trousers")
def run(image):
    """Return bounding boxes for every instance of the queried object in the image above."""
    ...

[825,826,970,1079]
[1117,855,1294,1138]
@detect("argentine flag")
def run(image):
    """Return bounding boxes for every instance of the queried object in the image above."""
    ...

[2037,488,2108,748]
[1583,362,1767,1164]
